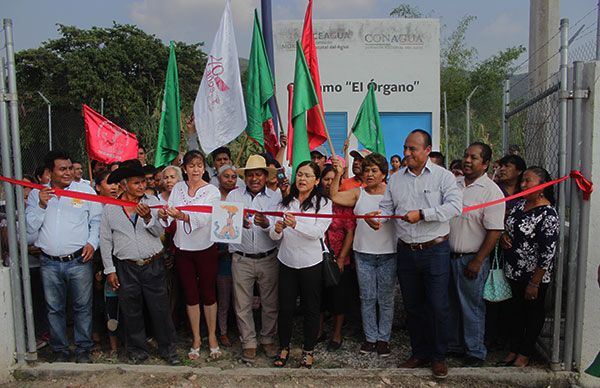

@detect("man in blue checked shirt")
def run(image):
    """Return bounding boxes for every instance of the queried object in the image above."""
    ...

[26,150,102,364]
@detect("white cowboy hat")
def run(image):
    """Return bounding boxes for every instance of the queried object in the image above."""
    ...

[237,155,277,180]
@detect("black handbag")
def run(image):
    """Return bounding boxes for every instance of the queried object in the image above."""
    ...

[320,236,341,287]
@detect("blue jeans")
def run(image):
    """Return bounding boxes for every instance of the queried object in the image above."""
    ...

[397,240,450,361]
[41,254,94,355]
[354,252,397,343]
[448,254,490,360]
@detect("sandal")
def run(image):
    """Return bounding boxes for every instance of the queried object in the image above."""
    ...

[273,347,290,367]
[188,347,200,360]
[300,350,314,369]
[209,346,222,360]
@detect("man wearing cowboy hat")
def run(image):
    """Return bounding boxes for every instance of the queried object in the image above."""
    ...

[225,154,282,363]
[99,159,179,365]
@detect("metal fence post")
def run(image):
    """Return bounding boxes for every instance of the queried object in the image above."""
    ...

[502,79,510,155]
[564,61,584,371]
[4,18,37,358]
[443,91,449,167]
[573,61,592,370]
[552,17,569,370]
[0,56,26,364]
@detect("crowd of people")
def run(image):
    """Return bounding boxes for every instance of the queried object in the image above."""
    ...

[3,129,559,378]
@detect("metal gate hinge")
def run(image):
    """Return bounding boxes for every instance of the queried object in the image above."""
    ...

[573,89,589,99]
[560,89,589,100]
[559,90,572,100]
[0,92,17,102]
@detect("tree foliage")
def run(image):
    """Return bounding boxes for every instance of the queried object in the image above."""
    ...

[390,4,525,161]
[16,23,207,167]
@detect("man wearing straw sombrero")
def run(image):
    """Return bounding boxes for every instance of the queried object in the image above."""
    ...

[226,154,281,363]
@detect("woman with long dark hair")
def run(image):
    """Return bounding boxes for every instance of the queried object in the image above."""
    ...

[270,161,332,368]
[159,150,222,360]
[499,166,559,368]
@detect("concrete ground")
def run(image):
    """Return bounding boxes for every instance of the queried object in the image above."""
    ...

[8,363,578,388]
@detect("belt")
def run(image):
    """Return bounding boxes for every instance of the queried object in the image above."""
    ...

[43,248,84,262]
[125,251,163,267]
[234,248,277,259]
[398,235,449,251]
[451,252,478,259]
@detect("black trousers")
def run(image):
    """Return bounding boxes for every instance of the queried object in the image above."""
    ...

[506,279,548,357]
[278,261,322,351]
[116,258,177,358]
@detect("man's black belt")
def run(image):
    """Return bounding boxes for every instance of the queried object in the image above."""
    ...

[398,235,449,251]
[43,248,84,262]
[451,252,478,259]
[234,248,277,259]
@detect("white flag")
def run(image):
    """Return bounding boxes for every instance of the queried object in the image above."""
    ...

[194,0,247,154]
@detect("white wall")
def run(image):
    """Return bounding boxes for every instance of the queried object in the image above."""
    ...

[0,267,15,382]
[578,60,600,387]
[273,18,440,151]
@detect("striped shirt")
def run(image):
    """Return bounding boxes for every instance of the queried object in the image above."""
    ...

[99,194,164,274]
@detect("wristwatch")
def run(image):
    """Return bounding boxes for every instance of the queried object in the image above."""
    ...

[419,209,424,220]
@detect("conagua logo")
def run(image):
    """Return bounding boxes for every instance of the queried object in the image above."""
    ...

[205,55,230,111]
[96,120,130,159]
[363,33,423,45]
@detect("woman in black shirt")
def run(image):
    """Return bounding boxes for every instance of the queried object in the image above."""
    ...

[499,166,559,367]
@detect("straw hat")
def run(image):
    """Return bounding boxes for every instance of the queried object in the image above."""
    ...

[237,155,277,180]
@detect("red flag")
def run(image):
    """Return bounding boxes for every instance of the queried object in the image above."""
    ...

[83,104,139,164]
[262,119,280,157]
[301,0,327,150]
[286,83,294,163]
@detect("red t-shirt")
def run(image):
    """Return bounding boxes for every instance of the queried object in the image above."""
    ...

[325,204,356,266]
[339,177,365,192]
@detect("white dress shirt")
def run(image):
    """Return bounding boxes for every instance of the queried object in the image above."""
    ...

[379,159,462,244]
[226,187,281,254]
[162,181,220,251]
[269,197,332,269]
[26,181,103,257]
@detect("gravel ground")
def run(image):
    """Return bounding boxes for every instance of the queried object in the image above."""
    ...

[35,287,548,371]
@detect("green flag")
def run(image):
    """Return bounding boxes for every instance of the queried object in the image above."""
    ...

[245,9,274,146]
[351,83,386,156]
[291,41,319,177]
[155,41,181,167]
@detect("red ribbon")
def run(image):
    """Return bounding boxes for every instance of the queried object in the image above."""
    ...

[0,171,593,219]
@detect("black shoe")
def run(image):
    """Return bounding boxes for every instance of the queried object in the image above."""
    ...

[75,351,91,364]
[360,341,376,354]
[463,356,484,367]
[327,339,342,352]
[163,354,181,365]
[376,341,391,357]
[129,353,149,364]
[51,352,70,363]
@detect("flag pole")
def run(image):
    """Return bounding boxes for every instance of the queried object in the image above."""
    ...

[315,105,336,158]
[235,133,250,166]
[87,158,94,185]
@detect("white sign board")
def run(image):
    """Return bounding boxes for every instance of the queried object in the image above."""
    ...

[274,18,440,154]
[211,201,244,244]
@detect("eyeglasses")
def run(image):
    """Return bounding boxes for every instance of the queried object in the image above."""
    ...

[296,172,316,179]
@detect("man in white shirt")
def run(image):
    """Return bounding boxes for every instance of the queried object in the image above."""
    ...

[448,143,504,367]
[226,155,281,363]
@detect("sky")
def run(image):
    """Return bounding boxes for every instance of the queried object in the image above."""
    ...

[2,0,598,65]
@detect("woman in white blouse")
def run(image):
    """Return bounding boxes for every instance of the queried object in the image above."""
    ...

[269,161,332,368]
[158,150,222,360]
